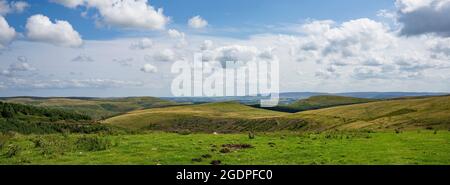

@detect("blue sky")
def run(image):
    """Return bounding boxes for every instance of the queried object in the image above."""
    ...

[0,0,450,97]
[6,0,395,39]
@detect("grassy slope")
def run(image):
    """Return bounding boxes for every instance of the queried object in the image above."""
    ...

[290,95,450,130]
[2,97,178,120]
[0,101,116,134]
[1,131,448,164]
[286,95,376,111]
[105,96,450,132]
[103,102,295,132]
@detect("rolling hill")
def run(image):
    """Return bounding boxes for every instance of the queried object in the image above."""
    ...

[0,101,111,134]
[1,97,179,120]
[289,95,450,131]
[103,102,302,133]
[251,95,376,113]
[104,96,450,133]
[286,95,375,111]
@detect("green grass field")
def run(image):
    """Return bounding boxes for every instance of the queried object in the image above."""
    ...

[0,131,448,165]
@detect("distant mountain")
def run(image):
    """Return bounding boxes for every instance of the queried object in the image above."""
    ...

[162,92,448,105]
[334,92,448,99]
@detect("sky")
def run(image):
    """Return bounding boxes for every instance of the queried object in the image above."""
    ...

[0,0,450,97]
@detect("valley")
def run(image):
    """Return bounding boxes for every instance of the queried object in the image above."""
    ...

[0,94,449,165]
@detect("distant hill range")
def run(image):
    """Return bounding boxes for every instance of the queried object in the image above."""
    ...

[161,92,448,105]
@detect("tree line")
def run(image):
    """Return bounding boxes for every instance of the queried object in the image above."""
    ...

[0,101,91,121]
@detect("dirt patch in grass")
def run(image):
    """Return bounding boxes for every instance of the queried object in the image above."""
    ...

[210,160,221,165]
[219,148,231,153]
[222,144,253,150]
[201,154,212,158]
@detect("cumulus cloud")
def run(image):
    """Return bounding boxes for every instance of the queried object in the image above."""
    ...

[429,37,450,59]
[167,29,187,47]
[200,40,213,50]
[0,0,29,15]
[0,15,15,48]
[196,44,277,68]
[352,66,389,80]
[26,14,83,47]
[294,18,394,66]
[71,54,94,62]
[315,68,340,79]
[1,56,35,77]
[377,9,397,19]
[140,63,157,73]
[215,45,260,63]
[130,37,153,50]
[394,54,437,72]
[396,0,450,36]
[51,0,169,30]
[287,17,450,81]
[188,15,208,29]
[49,0,84,8]
[147,49,176,62]
[167,29,185,39]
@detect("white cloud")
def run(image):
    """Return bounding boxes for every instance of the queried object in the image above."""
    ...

[352,66,388,80]
[294,18,394,66]
[26,14,83,47]
[5,78,143,89]
[167,29,187,48]
[396,0,450,36]
[51,0,169,30]
[71,54,94,62]
[395,0,450,13]
[377,9,396,19]
[49,0,84,8]
[148,48,176,62]
[315,68,340,79]
[0,15,15,48]
[287,17,450,82]
[167,29,185,39]
[188,15,208,29]
[140,63,157,73]
[200,40,213,50]
[1,56,35,77]
[429,37,450,59]
[9,62,34,72]
[3,13,450,95]
[0,0,29,15]
[130,37,153,50]
[215,45,260,63]
[11,1,28,12]
[196,43,277,68]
